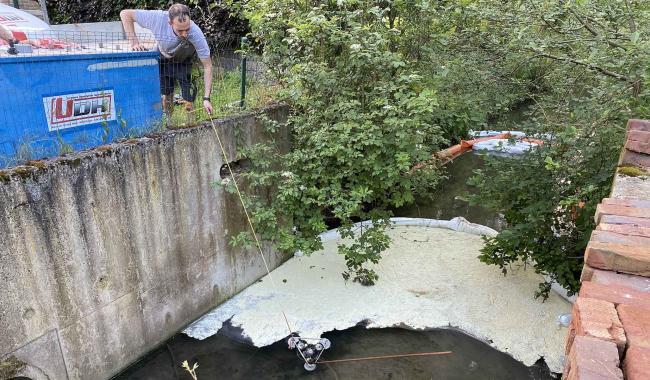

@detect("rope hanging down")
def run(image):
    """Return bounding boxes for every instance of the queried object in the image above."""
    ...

[208,115,322,370]
[207,115,453,372]
[208,114,294,336]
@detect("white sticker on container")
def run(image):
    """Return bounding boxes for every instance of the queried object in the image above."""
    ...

[87,59,158,71]
[43,90,116,131]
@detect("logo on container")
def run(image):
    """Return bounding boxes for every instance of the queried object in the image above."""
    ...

[43,90,116,131]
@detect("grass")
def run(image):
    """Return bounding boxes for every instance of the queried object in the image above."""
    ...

[0,64,278,169]
[166,68,278,129]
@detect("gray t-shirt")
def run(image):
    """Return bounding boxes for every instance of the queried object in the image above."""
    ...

[135,10,210,62]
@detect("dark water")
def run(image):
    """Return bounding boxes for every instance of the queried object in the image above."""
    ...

[394,152,505,231]
[115,326,554,380]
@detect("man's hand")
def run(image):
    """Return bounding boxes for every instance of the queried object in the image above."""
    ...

[203,99,213,115]
[24,39,40,48]
[200,57,214,115]
[120,10,146,52]
[131,42,147,51]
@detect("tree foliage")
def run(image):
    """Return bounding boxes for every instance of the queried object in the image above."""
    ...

[464,0,649,297]
[53,0,650,295]
[235,0,649,295]
[46,0,249,49]
[229,0,449,284]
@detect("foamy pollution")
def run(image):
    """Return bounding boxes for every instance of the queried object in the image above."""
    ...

[184,218,571,373]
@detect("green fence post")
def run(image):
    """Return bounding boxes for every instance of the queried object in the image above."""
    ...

[13,0,20,8]
[240,37,248,109]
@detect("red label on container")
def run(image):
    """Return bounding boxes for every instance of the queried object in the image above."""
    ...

[43,90,116,131]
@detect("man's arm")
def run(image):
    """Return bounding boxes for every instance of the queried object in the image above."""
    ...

[0,24,14,43]
[119,9,146,51]
[201,57,214,114]
[0,25,39,48]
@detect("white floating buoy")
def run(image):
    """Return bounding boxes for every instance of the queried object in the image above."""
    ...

[557,313,572,327]
[304,363,316,371]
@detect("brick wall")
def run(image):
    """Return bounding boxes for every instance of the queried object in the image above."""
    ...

[563,119,650,380]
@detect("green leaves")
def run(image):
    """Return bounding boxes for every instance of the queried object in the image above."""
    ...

[454,0,650,298]
[543,156,560,171]
[231,0,648,294]
[232,0,447,284]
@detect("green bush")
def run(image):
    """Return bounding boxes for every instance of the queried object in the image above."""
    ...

[46,0,249,49]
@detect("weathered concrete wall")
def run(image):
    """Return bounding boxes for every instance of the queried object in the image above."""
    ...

[0,105,290,380]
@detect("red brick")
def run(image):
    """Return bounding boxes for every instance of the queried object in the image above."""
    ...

[597,223,650,238]
[585,241,650,276]
[590,230,650,246]
[595,204,650,224]
[569,298,626,353]
[617,304,650,349]
[628,119,650,133]
[579,281,650,309]
[623,346,650,380]
[627,140,650,155]
[600,214,650,228]
[581,265,596,282]
[565,319,576,354]
[620,149,650,169]
[628,130,650,144]
[589,269,650,293]
[565,336,623,380]
[602,198,650,208]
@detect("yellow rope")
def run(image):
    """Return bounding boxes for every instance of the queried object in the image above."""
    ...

[317,351,453,364]
[207,116,454,369]
[208,115,294,336]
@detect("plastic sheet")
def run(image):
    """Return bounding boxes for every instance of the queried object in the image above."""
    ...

[472,138,538,155]
[469,130,527,138]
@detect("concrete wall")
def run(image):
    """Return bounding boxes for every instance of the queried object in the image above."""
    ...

[0,105,290,380]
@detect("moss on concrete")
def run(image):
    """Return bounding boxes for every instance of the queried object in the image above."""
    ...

[0,170,10,183]
[0,356,26,379]
[25,160,47,169]
[618,164,648,177]
[11,166,36,179]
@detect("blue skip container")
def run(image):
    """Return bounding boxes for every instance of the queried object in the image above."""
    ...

[0,51,162,167]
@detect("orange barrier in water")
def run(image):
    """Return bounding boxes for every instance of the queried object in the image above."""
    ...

[411,132,544,172]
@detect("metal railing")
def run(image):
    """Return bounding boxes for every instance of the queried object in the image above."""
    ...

[0,30,269,168]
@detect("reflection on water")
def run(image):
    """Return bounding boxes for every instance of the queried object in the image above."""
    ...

[115,326,554,380]
[394,152,505,230]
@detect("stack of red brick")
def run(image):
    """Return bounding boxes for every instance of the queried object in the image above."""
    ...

[563,119,650,380]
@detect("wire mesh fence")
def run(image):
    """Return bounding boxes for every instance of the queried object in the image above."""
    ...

[0,30,270,168]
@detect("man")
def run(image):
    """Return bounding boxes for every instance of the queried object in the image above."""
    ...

[0,24,38,54]
[0,24,12,43]
[120,3,213,117]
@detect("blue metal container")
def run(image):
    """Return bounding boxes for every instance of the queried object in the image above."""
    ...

[0,51,162,167]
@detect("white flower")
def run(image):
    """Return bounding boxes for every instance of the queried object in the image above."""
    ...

[281,171,294,179]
